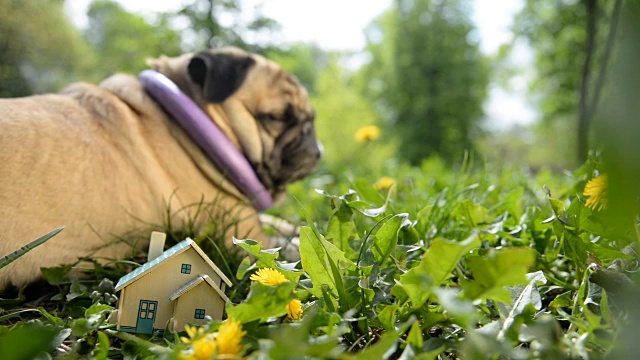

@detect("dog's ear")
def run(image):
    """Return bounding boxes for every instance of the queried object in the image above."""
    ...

[188,52,256,103]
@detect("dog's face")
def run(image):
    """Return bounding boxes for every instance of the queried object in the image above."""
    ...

[151,47,321,202]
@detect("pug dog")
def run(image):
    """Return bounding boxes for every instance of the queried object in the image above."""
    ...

[0,47,321,289]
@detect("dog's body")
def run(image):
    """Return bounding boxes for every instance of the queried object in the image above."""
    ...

[0,47,320,289]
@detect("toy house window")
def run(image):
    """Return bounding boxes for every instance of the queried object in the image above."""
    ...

[194,308,205,319]
[181,264,192,274]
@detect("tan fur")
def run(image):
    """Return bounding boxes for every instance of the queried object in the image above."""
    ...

[0,47,319,289]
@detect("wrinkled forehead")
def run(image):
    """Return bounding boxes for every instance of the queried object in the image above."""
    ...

[213,49,311,113]
[211,46,304,88]
[209,46,276,71]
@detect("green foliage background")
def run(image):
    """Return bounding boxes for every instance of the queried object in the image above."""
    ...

[360,0,489,163]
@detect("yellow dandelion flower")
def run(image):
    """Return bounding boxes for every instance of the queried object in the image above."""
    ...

[354,125,381,143]
[180,319,246,360]
[180,325,216,360]
[215,318,247,358]
[287,299,303,321]
[584,174,608,211]
[180,324,206,344]
[250,268,289,286]
[374,176,395,190]
[182,335,217,360]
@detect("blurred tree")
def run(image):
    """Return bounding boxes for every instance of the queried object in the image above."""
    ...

[173,0,280,53]
[512,0,622,164]
[84,0,183,80]
[0,0,93,96]
[266,43,329,95]
[359,0,489,164]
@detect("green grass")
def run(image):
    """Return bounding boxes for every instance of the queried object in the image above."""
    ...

[0,154,637,359]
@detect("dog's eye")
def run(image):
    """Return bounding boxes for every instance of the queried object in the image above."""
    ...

[257,113,279,122]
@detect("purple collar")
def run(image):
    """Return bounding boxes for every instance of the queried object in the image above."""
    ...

[139,70,272,211]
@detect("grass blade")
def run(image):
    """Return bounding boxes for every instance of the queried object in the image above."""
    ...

[0,227,64,269]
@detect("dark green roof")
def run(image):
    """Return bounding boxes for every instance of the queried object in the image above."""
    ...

[115,239,193,291]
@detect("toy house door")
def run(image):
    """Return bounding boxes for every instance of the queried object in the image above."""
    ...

[135,300,158,334]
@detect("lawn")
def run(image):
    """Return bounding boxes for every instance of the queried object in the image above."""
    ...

[0,154,636,359]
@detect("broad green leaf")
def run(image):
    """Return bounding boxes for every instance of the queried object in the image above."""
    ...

[390,283,409,305]
[395,234,481,308]
[562,230,588,270]
[226,281,296,323]
[549,291,573,309]
[299,226,354,298]
[321,284,338,313]
[41,262,74,285]
[585,240,635,263]
[417,339,449,360]
[399,226,421,245]
[233,238,301,282]
[547,220,565,259]
[236,256,252,280]
[70,312,107,337]
[94,331,110,360]
[346,200,388,217]
[461,247,536,303]
[566,197,604,235]
[462,329,523,359]
[233,238,281,268]
[297,201,353,311]
[452,200,493,226]
[319,249,349,312]
[432,287,476,321]
[548,198,567,220]
[267,315,343,359]
[0,227,63,269]
[377,304,399,331]
[517,272,547,308]
[517,314,563,355]
[583,306,603,332]
[0,325,60,360]
[351,177,396,218]
[357,277,375,304]
[38,307,64,327]
[497,271,547,341]
[113,330,168,356]
[406,320,424,349]
[400,345,417,360]
[66,279,88,301]
[85,304,114,317]
[415,204,435,236]
[394,269,433,309]
[325,203,358,258]
[504,187,524,221]
[371,213,410,264]
[422,235,481,285]
[352,177,385,205]
[314,187,390,218]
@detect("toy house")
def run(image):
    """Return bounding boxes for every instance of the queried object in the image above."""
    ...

[114,232,232,334]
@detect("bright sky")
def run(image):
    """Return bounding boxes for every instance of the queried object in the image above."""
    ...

[65,0,536,129]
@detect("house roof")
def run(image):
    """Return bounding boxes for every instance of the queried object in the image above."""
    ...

[169,274,230,303]
[115,238,232,291]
